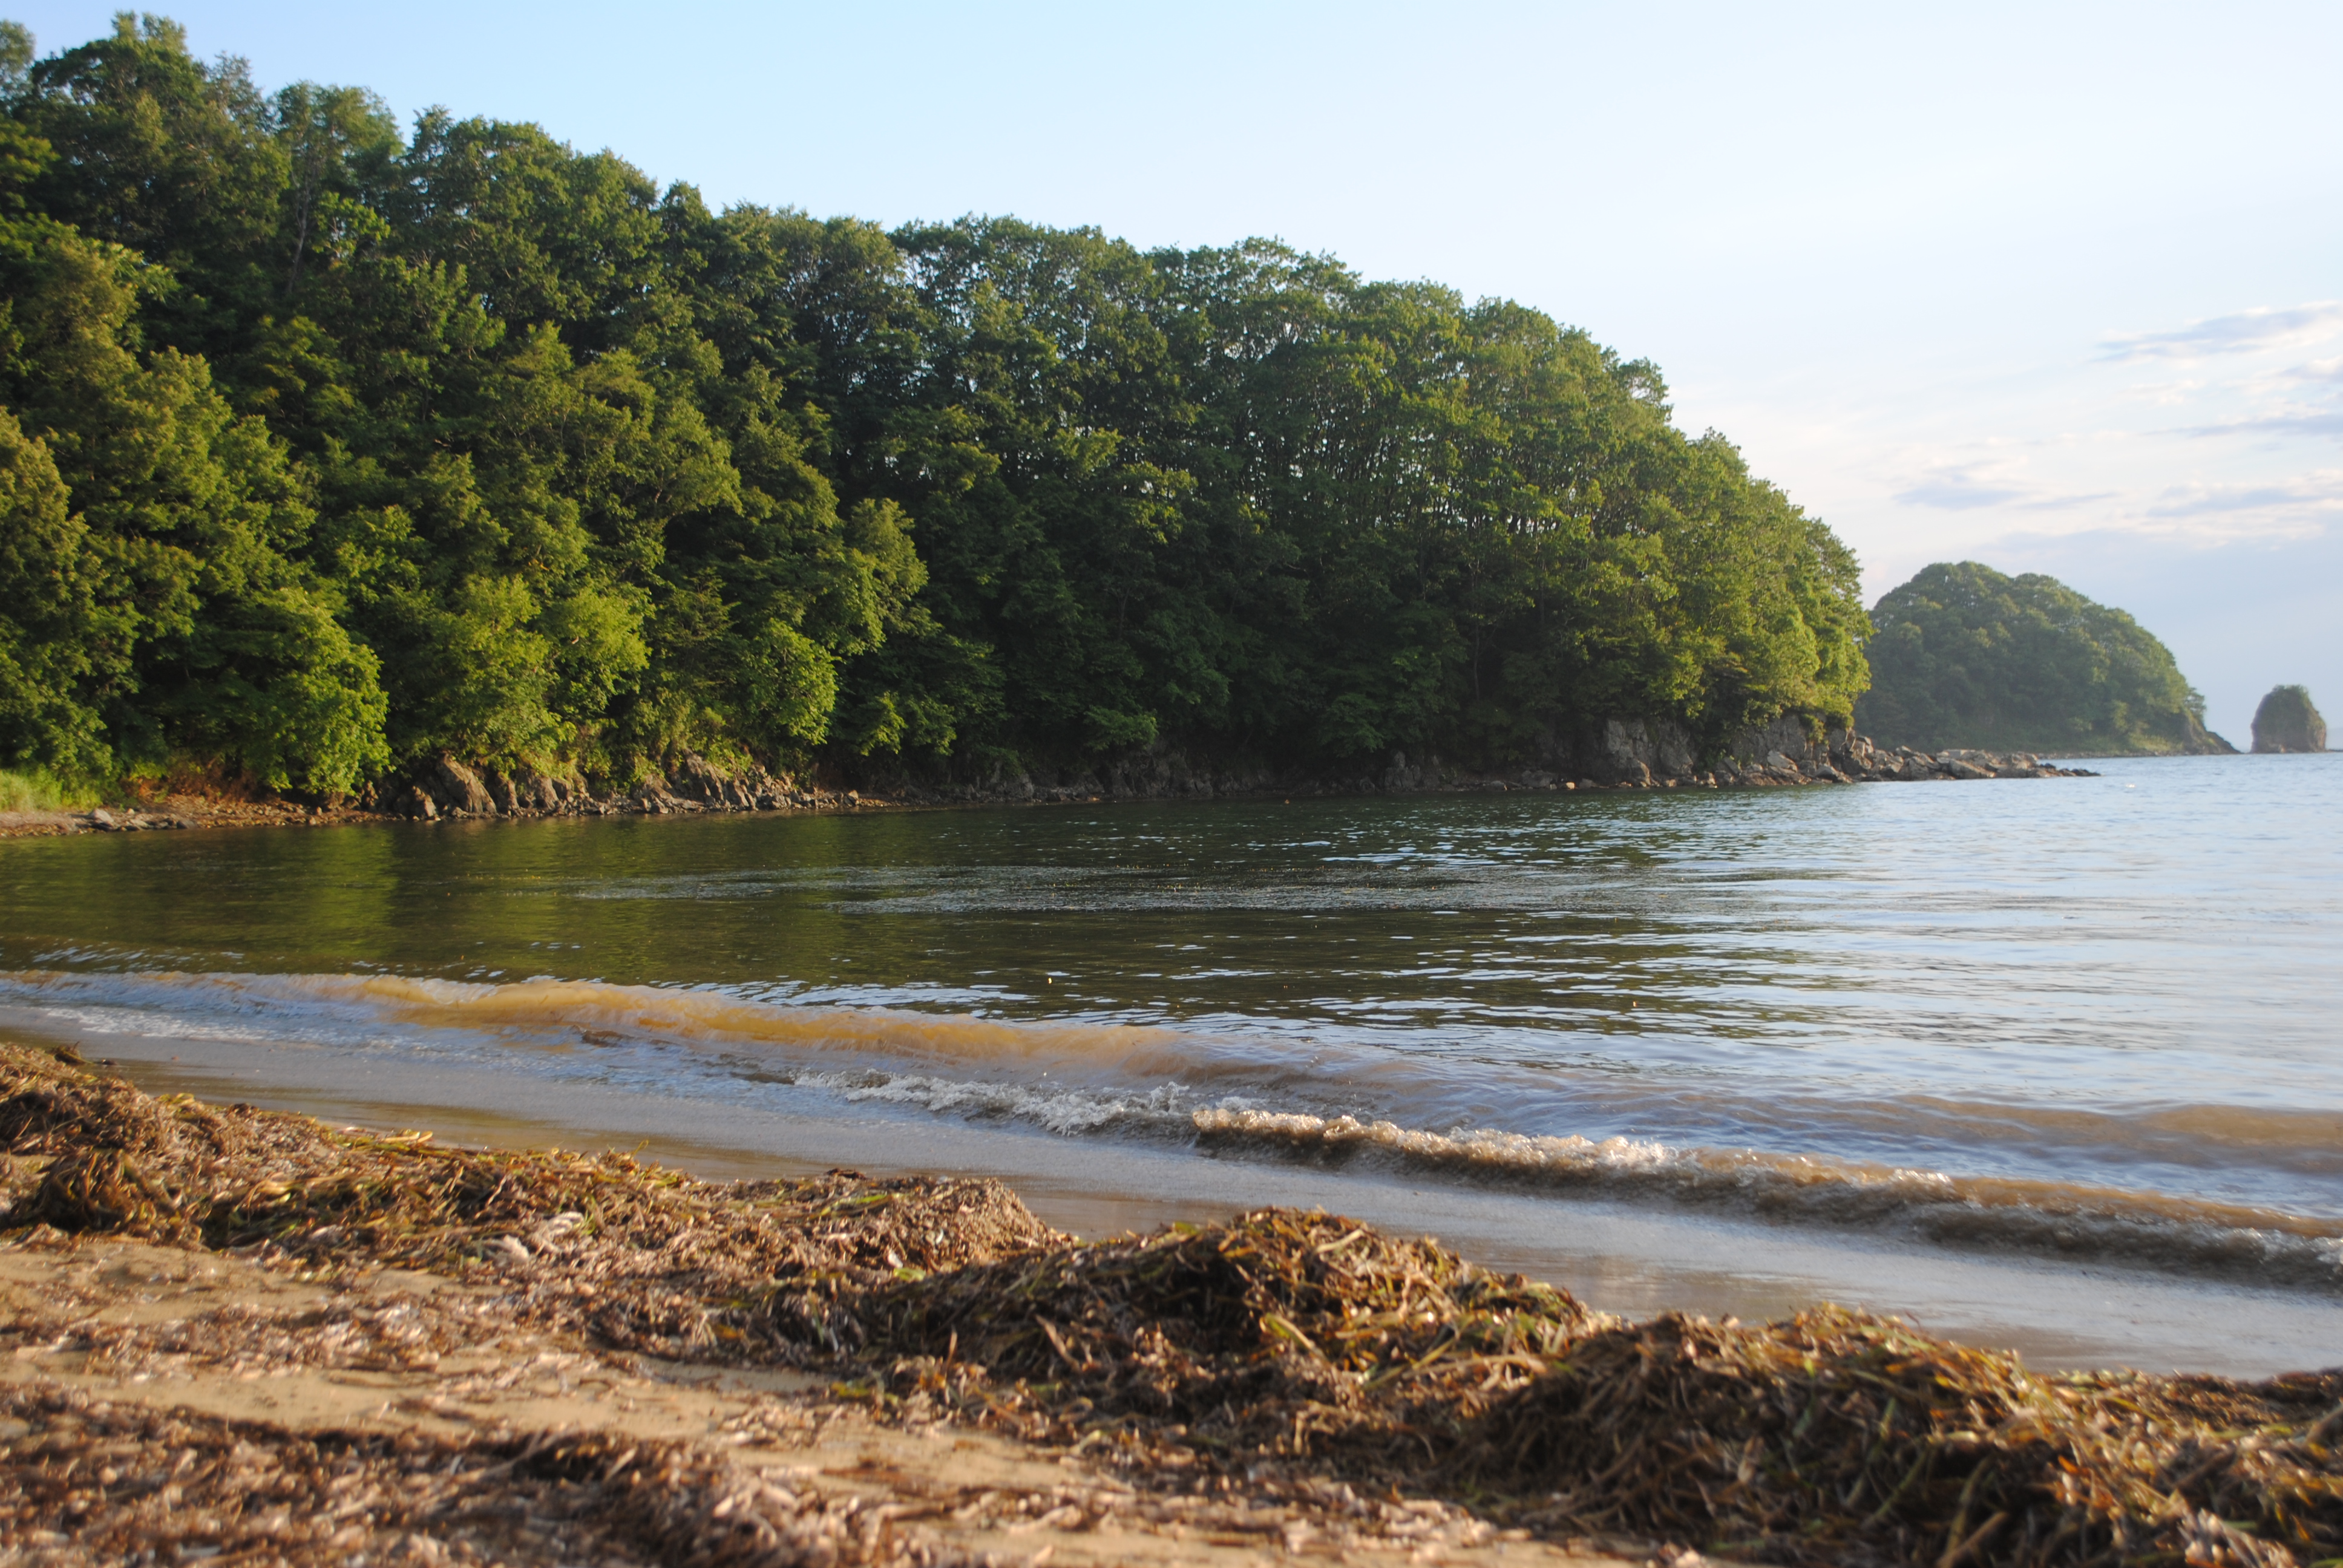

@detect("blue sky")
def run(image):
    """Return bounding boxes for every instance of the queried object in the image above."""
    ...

[11,1,2340,742]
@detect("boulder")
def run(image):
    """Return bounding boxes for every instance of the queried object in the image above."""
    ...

[1380,750,1435,793]
[428,757,495,815]
[511,773,565,811]
[400,785,438,820]
[629,777,692,814]
[1529,717,1691,786]
[667,751,729,805]
[2250,685,2327,753]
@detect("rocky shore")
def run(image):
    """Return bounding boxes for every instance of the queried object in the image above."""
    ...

[2,1044,2337,1567]
[0,717,2099,840]
[375,715,2098,823]
[359,716,2094,823]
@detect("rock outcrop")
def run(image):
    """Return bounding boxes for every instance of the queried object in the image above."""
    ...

[2250,685,2327,754]
[383,751,826,822]
[854,717,2096,805]
[378,717,2100,826]
[426,757,495,816]
[1521,713,2091,790]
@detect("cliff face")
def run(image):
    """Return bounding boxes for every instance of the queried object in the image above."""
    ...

[2250,687,2328,753]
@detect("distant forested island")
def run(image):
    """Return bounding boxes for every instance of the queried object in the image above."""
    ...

[2250,686,2325,754]
[1855,563,2230,757]
[0,16,1871,801]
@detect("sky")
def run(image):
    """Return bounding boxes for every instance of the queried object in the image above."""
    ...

[10,1,2340,743]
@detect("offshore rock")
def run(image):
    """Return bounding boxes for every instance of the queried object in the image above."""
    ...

[2250,685,2327,753]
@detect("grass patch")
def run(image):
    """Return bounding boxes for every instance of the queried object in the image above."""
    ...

[0,768,91,812]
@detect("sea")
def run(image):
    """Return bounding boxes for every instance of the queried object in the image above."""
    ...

[3,754,2337,1377]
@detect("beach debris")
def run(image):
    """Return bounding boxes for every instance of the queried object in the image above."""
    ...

[3,1042,2339,1566]
[835,1221,2342,1566]
[0,1382,998,1566]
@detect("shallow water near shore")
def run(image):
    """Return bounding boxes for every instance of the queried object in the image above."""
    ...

[3,753,2339,1374]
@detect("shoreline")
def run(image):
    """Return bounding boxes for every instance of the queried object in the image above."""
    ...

[0,734,2112,843]
[4,1044,2337,1566]
[19,1022,2342,1383]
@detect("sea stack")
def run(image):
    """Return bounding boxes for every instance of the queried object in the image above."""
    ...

[2249,685,2327,753]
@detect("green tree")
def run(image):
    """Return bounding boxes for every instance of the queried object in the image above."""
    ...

[0,12,1881,796]
[0,403,117,773]
[0,206,386,789]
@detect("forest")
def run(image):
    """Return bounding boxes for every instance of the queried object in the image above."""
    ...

[0,15,1870,800]
[1855,562,2227,756]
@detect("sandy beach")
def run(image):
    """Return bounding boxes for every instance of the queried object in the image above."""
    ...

[2,1041,2338,1566]
[0,1039,1633,1567]
[3,1238,1610,1567]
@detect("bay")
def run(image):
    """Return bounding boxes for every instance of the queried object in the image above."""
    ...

[4,751,2337,1374]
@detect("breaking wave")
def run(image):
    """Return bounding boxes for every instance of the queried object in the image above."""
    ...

[4,965,2339,1292]
[1191,1109,2343,1291]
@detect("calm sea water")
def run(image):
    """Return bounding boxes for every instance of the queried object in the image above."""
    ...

[4,754,2338,1368]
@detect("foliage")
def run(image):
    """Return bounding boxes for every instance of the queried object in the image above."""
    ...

[0,765,79,810]
[1855,561,2221,756]
[0,15,1872,793]
[2249,684,2325,753]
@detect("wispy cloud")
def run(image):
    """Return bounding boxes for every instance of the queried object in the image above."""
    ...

[2281,358,2343,385]
[2100,301,2343,362]
[2140,470,2343,524]
[2143,346,2343,441]
[2180,410,2343,441]
[1894,472,2026,509]
[1893,465,2112,512]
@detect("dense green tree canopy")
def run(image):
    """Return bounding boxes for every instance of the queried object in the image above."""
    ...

[0,14,1870,794]
[1855,562,2224,756]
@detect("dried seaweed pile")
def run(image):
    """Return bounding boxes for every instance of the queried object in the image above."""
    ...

[0,1383,989,1567]
[0,1043,1058,1362]
[7,1044,2343,1567]
[1458,1307,2343,1567]
[840,1218,2343,1566]
[851,1211,1602,1461]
